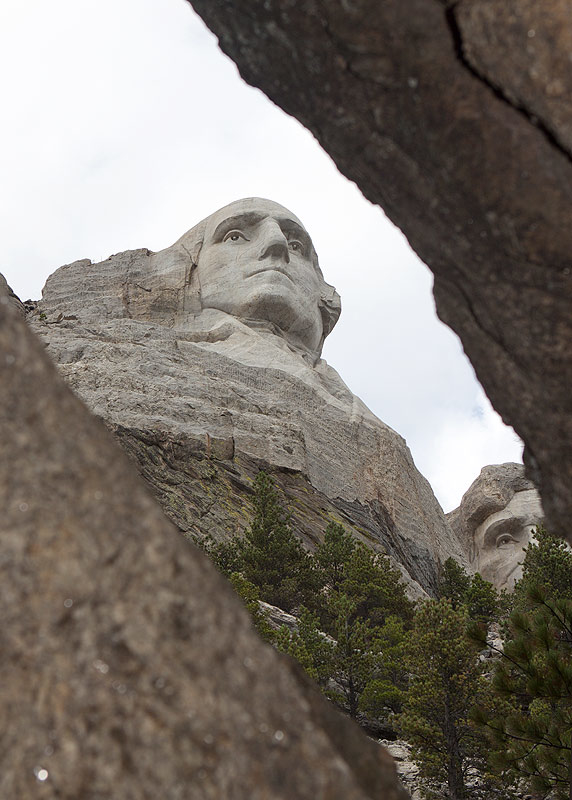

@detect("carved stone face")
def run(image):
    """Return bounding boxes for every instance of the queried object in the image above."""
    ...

[474,489,543,591]
[195,198,327,354]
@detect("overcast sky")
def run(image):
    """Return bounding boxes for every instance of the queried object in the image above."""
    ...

[0,0,523,511]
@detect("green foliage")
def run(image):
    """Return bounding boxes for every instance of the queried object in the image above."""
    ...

[205,471,570,800]
[208,478,572,798]
[268,520,413,722]
[207,472,412,725]
[512,525,572,609]
[205,535,244,576]
[275,560,412,721]
[471,528,572,798]
[439,557,498,625]
[477,588,572,799]
[240,472,314,612]
[273,607,336,687]
[274,624,321,681]
[228,572,275,643]
[341,544,414,627]
[358,616,408,719]
[296,607,337,686]
[315,542,412,720]
[466,572,498,624]
[439,557,471,609]
[398,599,503,800]
[323,592,383,718]
[314,522,356,593]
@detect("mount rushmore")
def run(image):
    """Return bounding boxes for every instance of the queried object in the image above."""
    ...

[28,197,543,593]
[0,197,546,799]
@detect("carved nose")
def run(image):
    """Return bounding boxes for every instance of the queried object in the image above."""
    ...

[258,222,290,263]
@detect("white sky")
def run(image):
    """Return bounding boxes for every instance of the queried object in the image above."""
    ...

[0,0,523,511]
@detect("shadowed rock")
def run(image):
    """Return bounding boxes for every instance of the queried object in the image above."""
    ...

[0,282,408,798]
[0,274,25,317]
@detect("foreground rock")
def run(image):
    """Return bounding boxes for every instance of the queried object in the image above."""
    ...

[30,198,464,595]
[186,0,572,544]
[0,283,408,798]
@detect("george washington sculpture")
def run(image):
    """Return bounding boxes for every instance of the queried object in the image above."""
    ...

[32,198,466,595]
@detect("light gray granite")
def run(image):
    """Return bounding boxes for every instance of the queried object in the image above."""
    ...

[31,198,467,592]
[448,463,544,591]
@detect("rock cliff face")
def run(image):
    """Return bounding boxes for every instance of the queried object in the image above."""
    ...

[29,199,466,596]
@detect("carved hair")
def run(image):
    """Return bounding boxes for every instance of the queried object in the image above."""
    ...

[447,463,541,558]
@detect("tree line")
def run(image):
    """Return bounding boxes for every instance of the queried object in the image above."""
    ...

[203,471,572,800]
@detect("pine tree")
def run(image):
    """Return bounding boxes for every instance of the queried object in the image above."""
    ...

[512,525,572,608]
[398,599,499,800]
[439,556,471,609]
[276,525,412,724]
[204,535,244,576]
[314,521,356,593]
[439,557,498,624]
[358,614,408,721]
[317,541,412,721]
[294,606,336,687]
[341,543,414,627]
[474,591,572,800]
[228,572,276,643]
[466,572,498,624]
[471,529,572,800]
[240,471,313,612]
[325,592,382,719]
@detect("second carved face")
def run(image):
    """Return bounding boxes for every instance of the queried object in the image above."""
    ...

[473,489,543,591]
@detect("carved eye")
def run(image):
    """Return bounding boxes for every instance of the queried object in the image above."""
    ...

[223,230,247,243]
[496,533,518,548]
[288,239,304,254]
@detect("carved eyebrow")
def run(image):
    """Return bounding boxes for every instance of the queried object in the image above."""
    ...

[482,517,526,548]
[277,218,312,250]
[211,213,313,252]
[211,212,265,242]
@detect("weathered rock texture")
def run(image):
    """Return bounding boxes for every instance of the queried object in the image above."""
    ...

[30,199,466,595]
[448,463,544,591]
[0,282,409,798]
[186,0,572,543]
[0,274,25,317]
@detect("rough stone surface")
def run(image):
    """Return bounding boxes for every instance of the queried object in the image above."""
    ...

[448,463,544,590]
[457,0,572,154]
[0,281,409,799]
[0,274,25,317]
[259,601,301,633]
[186,0,572,544]
[379,740,421,800]
[30,199,465,595]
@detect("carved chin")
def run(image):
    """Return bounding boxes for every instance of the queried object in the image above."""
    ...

[202,285,322,350]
